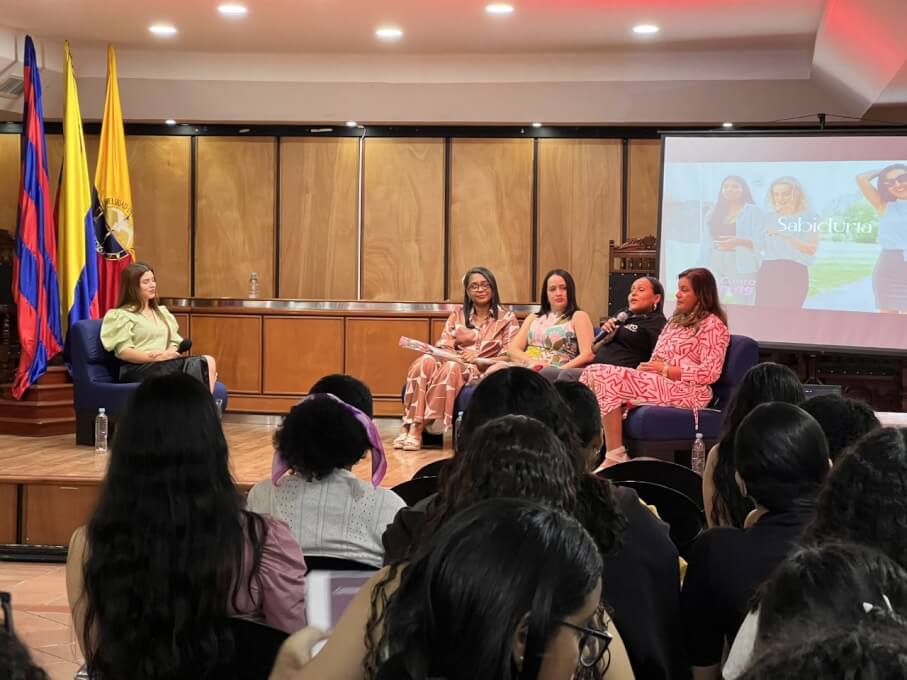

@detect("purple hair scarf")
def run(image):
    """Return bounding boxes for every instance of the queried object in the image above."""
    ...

[271,393,387,487]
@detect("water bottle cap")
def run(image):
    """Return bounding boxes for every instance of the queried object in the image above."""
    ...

[99,408,106,414]
[695,433,703,439]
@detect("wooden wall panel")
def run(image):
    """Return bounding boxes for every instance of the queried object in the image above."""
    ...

[363,139,445,301]
[627,139,661,240]
[279,138,358,299]
[0,135,18,236]
[196,137,275,298]
[22,483,100,545]
[171,313,189,338]
[128,136,191,296]
[345,318,429,398]
[262,317,344,394]
[0,483,16,543]
[537,139,623,322]
[430,318,448,345]
[191,314,262,393]
[449,139,534,302]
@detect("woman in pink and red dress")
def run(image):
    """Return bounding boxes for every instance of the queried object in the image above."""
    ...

[581,267,730,466]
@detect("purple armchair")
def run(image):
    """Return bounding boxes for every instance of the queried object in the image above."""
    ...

[70,319,228,446]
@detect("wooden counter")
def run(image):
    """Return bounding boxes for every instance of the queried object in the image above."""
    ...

[166,299,532,416]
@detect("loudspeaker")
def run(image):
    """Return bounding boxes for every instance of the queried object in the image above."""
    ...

[608,272,638,317]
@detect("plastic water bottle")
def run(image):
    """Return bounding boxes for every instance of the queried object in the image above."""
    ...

[95,408,108,455]
[691,432,705,474]
[248,272,259,299]
[454,411,464,447]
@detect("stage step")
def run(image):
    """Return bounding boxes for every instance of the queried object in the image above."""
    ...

[0,398,74,420]
[0,382,73,403]
[0,415,75,437]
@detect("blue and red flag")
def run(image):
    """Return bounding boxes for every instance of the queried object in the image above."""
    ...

[11,35,63,399]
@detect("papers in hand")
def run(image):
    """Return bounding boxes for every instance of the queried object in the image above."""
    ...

[399,336,521,369]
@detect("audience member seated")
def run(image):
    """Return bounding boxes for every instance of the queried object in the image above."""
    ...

[398,367,684,680]
[703,363,805,528]
[396,266,518,450]
[66,374,307,680]
[560,276,667,381]
[0,625,49,680]
[100,262,217,392]
[802,427,907,570]
[581,268,730,466]
[799,393,881,463]
[681,402,829,680]
[723,541,907,679]
[247,374,405,569]
[270,499,635,680]
[504,268,595,376]
[556,381,606,470]
[736,618,907,680]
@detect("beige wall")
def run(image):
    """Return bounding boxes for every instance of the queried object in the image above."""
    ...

[1,132,661,320]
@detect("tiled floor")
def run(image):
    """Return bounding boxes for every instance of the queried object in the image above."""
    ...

[2,562,82,680]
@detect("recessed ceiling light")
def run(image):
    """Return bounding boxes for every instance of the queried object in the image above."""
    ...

[165,119,176,125]
[632,24,659,35]
[218,4,247,16]
[149,23,178,36]
[486,3,515,14]
[722,122,734,128]
[345,121,358,127]
[532,122,543,128]
[375,26,403,40]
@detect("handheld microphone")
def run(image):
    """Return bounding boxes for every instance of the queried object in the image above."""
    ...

[593,310,629,346]
[177,339,192,354]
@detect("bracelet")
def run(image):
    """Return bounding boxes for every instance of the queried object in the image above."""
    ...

[661,363,670,378]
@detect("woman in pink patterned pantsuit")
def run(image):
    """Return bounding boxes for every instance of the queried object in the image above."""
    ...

[396,267,518,451]
[581,267,730,466]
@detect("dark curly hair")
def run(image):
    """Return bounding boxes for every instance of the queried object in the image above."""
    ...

[369,500,602,680]
[734,402,829,514]
[0,626,49,680]
[799,394,880,463]
[803,427,907,570]
[457,367,627,557]
[754,542,907,654]
[713,363,806,527]
[81,374,268,680]
[555,380,604,469]
[309,373,374,418]
[738,617,907,680]
[422,415,578,539]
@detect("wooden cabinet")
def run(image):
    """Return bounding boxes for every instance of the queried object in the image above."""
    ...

[22,483,100,545]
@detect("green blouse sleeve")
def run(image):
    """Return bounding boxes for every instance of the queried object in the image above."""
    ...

[158,307,184,349]
[100,308,135,356]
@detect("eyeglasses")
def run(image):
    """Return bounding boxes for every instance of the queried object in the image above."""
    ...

[467,282,492,292]
[882,176,907,187]
[561,621,613,670]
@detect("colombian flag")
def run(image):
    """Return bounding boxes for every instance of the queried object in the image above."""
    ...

[56,42,99,339]
[93,45,134,314]
[11,36,63,399]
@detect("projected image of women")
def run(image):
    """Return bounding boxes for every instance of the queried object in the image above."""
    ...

[699,175,762,305]
[856,164,907,313]
[755,177,819,308]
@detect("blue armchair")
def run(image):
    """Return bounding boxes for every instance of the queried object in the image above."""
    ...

[70,319,228,446]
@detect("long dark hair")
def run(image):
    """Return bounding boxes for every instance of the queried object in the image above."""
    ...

[754,542,907,652]
[422,415,578,540]
[672,267,727,328]
[708,175,755,238]
[80,374,268,680]
[462,267,502,329]
[803,427,907,570]
[538,268,579,319]
[372,499,602,680]
[456,367,627,558]
[733,402,829,514]
[712,363,805,527]
[116,261,161,314]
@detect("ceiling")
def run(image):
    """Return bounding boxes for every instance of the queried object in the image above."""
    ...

[0,0,905,125]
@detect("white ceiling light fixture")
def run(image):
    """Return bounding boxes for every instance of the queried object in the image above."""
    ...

[149,23,178,36]
[532,122,542,127]
[345,121,358,127]
[722,122,734,128]
[165,119,177,125]
[632,24,659,35]
[375,26,403,41]
[218,4,248,17]
[486,4,515,15]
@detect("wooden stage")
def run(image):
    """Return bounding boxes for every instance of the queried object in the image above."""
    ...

[0,417,451,548]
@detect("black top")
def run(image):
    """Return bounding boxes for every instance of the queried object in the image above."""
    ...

[382,484,689,680]
[680,506,815,667]
[593,312,667,368]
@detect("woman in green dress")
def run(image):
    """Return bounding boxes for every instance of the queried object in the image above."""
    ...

[100,263,217,392]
